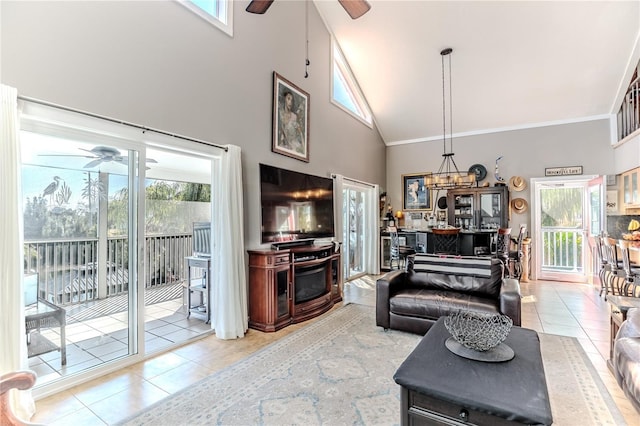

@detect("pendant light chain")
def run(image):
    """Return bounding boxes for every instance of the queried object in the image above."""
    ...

[305,1,310,78]
[448,51,453,155]
[441,50,447,158]
[425,47,475,190]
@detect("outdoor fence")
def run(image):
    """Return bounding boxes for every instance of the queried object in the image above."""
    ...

[24,233,192,306]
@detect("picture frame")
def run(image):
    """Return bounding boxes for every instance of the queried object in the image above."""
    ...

[402,173,432,211]
[272,72,310,162]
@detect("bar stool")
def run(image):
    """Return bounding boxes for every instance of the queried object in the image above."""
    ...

[432,228,460,255]
[494,228,512,276]
[617,240,640,297]
[508,226,526,279]
[390,230,415,270]
[602,237,625,297]
[593,235,609,298]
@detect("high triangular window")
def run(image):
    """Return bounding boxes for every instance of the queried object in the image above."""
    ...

[332,39,373,127]
[178,0,233,37]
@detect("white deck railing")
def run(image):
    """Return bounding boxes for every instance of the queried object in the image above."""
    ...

[24,233,192,306]
[540,228,584,273]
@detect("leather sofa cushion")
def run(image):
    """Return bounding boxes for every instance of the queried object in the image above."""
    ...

[390,288,500,321]
[613,307,640,412]
[407,255,503,298]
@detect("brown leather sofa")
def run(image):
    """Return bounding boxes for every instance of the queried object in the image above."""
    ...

[376,254,521,335]
[613,307,640,413]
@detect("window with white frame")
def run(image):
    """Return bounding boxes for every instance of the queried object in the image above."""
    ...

[178,0,233,37]
[331,39,372,127]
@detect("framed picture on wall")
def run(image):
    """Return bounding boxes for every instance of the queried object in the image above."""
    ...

[272,72,310,162]
[402,173,432,211]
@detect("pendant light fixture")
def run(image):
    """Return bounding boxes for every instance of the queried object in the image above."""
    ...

[424,48,476,190]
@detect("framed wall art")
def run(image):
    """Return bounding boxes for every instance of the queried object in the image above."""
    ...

[272,72,310,162]
[402,173,432,211]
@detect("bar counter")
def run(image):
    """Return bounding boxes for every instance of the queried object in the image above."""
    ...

[385,228,497,257]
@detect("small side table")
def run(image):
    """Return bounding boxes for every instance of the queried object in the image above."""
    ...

[25,298,67,366]
[185,256,211,324]
[607,295,640,372]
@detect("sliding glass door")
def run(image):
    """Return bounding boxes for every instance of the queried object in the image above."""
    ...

[21,131,141,384]
[18,102,220,392]
[340,179,378,280]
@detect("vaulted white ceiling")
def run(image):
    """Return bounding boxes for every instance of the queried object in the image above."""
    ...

[314,0,640,145]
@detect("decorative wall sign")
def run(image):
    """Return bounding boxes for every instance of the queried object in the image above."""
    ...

[272,72,310,162]
[544,166,583,176]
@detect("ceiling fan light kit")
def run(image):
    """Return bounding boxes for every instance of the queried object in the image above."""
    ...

[424,47,476,191]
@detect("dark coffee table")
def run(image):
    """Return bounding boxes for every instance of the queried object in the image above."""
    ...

[394,317,552,425]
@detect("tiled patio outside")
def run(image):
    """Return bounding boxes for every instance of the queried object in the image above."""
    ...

[27,284,213,386]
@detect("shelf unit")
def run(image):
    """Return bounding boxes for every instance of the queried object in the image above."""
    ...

[447,186,509,230]
[185,256,211,323]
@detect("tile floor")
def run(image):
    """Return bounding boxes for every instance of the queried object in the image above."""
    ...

[29,276,640,425]
[28,297,213,387]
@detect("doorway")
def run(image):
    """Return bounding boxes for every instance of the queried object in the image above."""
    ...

[531,176,597,282]
[343,186,366,279]
[337,177,378,281]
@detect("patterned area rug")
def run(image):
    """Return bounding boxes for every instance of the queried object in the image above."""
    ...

[120,304,626,426]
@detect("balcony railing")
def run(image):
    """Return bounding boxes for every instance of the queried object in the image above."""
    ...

[618,73,640,141]
[540,228,583,273]
[24,233,192,306]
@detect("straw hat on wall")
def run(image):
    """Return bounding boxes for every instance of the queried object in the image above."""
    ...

[509,176,527,192]
[511,198,528,214]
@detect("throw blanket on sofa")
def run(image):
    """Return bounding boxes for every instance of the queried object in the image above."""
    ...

[409,254,494,278]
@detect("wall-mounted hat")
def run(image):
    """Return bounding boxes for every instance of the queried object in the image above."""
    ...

[511,198,528,214]
[509,176,527,192]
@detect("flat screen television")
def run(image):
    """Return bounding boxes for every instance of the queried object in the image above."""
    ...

[259,163,335,244]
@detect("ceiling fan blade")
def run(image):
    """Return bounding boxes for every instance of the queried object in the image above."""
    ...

[338,0,371,19]
[84,159,104,168]
[38,154,96,158]
[246,0,274,14]
[116,156,157,164]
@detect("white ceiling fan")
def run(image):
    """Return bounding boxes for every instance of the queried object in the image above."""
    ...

[39,146,158,169]
[246,0,371,19]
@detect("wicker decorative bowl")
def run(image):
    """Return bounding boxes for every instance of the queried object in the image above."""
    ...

[444,312,513,352]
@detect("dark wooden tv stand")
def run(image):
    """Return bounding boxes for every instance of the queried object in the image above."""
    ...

[247,244,342,332]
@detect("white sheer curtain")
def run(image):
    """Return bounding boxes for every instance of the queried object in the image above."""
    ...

[366,184,380,274]
[333,174,345,248]
[210,145,248,339]
[1,84,36,419]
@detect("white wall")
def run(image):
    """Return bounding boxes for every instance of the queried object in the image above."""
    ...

[614,132,640,175]
[0,0,387,249]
